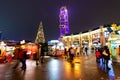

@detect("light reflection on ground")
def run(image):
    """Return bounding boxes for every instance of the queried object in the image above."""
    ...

[0,54,120,80]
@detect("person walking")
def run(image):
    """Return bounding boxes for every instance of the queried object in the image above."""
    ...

[40,44,45,63]
[12,48,20,69]
[95,48,101,63]
[68,47,75,61]
[64,48,68,59]
[22,49,27,70]
[102,46,111,70]
[85,47,88,55]
[13,48,27,70]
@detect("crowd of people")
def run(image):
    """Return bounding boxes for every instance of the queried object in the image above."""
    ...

[63,46,91,60]
[95,46,111,70]
[63,45,111,70]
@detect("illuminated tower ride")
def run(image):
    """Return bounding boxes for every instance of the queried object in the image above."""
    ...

[59,6,70,38]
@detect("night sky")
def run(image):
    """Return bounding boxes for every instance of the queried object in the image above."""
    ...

[0,0,120,42]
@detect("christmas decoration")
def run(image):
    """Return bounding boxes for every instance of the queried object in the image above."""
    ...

[35,21,45,44]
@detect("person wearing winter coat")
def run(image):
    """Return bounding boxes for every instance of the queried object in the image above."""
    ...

[13,48,27,70]
[102,46,111,70]
[95,48,101,63]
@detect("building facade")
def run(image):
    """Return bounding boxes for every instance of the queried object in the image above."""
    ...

[61,24,120,49]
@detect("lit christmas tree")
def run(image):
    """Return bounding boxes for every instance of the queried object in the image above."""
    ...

[35,21,45,44]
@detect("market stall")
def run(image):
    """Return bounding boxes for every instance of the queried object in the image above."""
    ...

[108,34,120,62]
[25,42,39,59]
[0,41,15,63]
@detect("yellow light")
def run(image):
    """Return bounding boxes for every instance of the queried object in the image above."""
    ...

[111,24,117,27]
[0,41,6,46]
[21,45,25,49]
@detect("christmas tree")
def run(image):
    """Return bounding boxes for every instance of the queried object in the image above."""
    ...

[35,21,45,44]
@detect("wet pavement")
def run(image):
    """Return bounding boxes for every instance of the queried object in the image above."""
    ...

[0,54,120,80]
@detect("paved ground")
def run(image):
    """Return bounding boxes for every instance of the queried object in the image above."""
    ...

[0,53,120,80]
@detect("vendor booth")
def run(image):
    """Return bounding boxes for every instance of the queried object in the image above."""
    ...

[25,42,39,59]
[48,40,64,57]
[108,34,120,62]
[0,41,15,63]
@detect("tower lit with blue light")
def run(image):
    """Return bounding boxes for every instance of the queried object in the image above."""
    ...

[59,6,70,38]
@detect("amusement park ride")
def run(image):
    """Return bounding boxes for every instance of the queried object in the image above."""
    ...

[59,6,70,38]
[47,6,71,56]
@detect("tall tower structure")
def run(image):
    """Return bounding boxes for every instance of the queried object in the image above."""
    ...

[59,6,70,38]
[35,21,45,44]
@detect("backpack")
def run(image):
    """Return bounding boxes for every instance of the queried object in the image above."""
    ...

[96,51,101,58]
